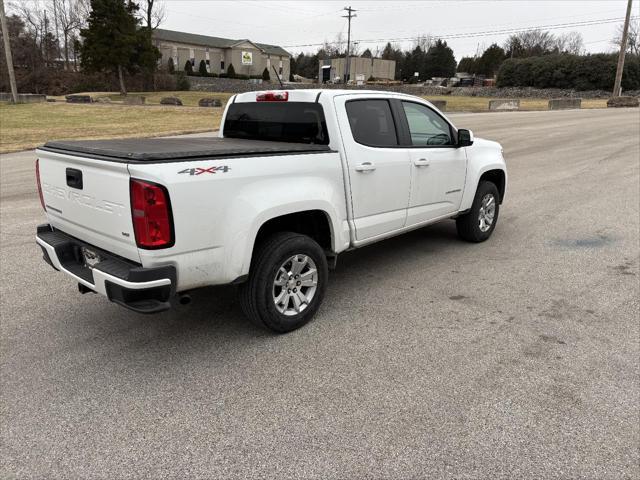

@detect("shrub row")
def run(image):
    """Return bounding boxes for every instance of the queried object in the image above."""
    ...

[497,53,640,91]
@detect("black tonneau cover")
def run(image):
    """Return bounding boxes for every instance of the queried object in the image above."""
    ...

[40,137,332,163]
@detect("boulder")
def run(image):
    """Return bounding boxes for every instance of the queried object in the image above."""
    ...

[198,97,223,107]
[489,99,520,111]
[548,98,581,110]
[65,95,92,103]
[606,96,639,108]
[160,96,183,106]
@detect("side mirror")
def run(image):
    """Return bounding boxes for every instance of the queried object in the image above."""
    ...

[458,129,474,147]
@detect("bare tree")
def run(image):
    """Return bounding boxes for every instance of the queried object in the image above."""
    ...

[322,32,345,58]
[53,0,81,70]
[555,31,584,55]
[413,34,433,52]
[613,19,639,57]
[137,0,165,30]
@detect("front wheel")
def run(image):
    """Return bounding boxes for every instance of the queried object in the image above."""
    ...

[239,232,328,333]
[456,181,500,242]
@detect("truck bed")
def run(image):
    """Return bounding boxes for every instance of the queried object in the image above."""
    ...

[39,137,332,163]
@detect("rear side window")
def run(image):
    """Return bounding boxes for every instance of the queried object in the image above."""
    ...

[223,102,329,144]
[346,99,398,147]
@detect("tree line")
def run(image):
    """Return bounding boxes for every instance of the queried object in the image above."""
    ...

[292,24,639,88]
[2,1,639,94]
[1,0,163,94]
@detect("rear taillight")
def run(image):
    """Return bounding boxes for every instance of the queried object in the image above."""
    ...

[256,91,288,102]
[130,179,174,249]
[35,159,45,211]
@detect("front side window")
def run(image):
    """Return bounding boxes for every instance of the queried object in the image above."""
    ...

[346,99,398,147]
[402,101,453,146]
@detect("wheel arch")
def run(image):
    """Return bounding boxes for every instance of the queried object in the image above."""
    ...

[479,169,506,203]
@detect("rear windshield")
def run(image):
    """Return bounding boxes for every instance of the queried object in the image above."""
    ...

[223,102,329,145]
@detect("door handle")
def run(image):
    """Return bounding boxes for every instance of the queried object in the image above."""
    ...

[355,162,376,172]
[413,158,430,167]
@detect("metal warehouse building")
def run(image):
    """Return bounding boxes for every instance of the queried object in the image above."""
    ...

[319,57,396,83]
[153,29,291,80]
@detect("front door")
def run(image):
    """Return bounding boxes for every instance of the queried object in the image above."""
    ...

[335,96,411,241]
[399,101,467,225]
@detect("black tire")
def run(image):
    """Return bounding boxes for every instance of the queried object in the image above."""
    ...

[238,232,328,333]
[456,181,500,242]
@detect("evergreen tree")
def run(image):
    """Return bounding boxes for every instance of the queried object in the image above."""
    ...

[262,67,270,81]
[457,57,477,74]
[184,60,193,74]
[475,43,506,77]
[167,57,175,73]
[79,0,159,94]
[227,63,236,78]
[361,48,373,58]
[424,39,456,78]
[199,59,208,76]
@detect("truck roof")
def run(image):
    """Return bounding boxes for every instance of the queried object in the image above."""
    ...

[233,88,421,103]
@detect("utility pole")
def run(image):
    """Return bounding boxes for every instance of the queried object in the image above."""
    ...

[342,6,356,83]
[0,0,18,103]
[613,0,633,97]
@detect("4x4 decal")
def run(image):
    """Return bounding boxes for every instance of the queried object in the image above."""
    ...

[178,166,231,176]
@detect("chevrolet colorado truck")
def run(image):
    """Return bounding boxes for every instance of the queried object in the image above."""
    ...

[35,89,507,333]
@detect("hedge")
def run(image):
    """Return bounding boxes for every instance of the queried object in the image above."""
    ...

[496,53,640,91]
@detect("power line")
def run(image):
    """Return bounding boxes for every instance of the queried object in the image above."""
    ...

[282,15,637,48]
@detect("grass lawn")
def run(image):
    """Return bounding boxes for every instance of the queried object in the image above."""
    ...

[49,90,235,107]
[1,90,609,153]
[0,101,222,153]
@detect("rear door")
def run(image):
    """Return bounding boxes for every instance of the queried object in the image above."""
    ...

[334,95,411,241]
[398,101,467,225]
[37,150,139,262]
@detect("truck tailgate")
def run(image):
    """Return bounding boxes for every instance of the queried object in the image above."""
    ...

[36,149,139,262]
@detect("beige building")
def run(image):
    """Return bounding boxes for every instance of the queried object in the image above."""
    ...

[153,29,291,79]
[319,57,396,83]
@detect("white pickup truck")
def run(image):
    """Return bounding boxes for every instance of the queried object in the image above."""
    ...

[36,89,507,332]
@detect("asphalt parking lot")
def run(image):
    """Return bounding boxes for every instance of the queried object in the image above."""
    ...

[1,108,638,479]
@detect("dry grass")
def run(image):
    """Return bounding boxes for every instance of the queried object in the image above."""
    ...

[48,90,234,107]
[0,101,222,153]
[423,95,607,112]
[0,90,609,153]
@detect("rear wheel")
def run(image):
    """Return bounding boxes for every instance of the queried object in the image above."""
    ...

[239,232,328,333]
[456,181,500,242]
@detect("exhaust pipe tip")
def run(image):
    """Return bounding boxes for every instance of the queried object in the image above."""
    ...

[178,294,192,306]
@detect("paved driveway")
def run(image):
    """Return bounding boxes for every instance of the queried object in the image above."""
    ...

[1,108,638,479]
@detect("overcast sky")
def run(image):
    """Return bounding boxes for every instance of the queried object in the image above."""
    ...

[160,0,634,58]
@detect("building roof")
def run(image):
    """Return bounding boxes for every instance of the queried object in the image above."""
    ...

[153,28,290,57]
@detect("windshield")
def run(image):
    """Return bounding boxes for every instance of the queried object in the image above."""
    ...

[223,102,329,145]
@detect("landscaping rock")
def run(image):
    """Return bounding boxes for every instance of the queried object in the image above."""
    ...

[0,93,47,103]
[607,96,639,108]
[198,97,223,107]
[489,99,520,111]
[65,95,92,103]
[124,95,145,105]
[95,97,111,103]
[160,96,183,106]
[548,98,581,110]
